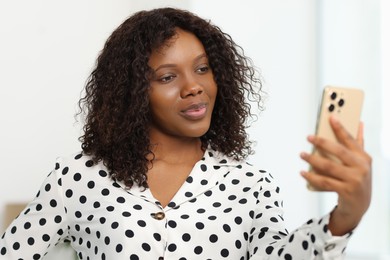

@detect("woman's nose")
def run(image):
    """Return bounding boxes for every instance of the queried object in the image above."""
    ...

[180,74,204,98]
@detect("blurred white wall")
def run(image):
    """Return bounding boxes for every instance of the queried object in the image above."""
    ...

[0,0,388,259]
[317,0,389,258]
[0,0,101,224]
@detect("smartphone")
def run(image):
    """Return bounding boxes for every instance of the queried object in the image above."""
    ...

[308,86,364,190]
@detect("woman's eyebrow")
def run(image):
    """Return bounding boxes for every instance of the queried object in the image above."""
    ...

[153,53,208,72]
[193,53,207,62]
[154,63,177,72]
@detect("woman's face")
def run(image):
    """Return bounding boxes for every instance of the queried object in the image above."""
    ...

[148,28,217,140]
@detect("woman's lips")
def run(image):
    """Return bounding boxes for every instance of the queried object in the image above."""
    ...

[180,103,207,120]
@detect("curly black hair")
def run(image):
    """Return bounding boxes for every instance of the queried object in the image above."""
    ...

[78,7,263,189]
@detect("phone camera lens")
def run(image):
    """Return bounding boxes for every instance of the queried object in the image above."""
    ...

[338,98,345,107]
[330,92,337,100]
[328,104,335,112]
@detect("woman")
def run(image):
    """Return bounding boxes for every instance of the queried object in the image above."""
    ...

[0,7,371,259]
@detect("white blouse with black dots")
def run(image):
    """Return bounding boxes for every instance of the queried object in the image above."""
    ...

[0,149,352,259]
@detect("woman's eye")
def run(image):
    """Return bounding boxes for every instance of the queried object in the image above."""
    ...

[159,74,176,83]
[196,65,209,74]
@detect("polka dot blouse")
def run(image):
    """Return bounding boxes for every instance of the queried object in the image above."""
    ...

[1,149,352,259]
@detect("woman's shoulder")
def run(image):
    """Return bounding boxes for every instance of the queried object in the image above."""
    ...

[54,151,93,167]
[53,151,108,177]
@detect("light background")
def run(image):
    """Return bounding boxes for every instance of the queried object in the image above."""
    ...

[0,0,388,259]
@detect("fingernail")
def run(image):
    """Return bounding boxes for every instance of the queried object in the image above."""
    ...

[330,115,339,125]
[300,152,308,159]
[307,135,315,142]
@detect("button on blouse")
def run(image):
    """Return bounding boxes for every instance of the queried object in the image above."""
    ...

[0,149,352,259]
[151,212,166,220]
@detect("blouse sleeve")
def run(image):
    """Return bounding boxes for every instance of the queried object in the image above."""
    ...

[0,158,69,259]
[248,173,352,260]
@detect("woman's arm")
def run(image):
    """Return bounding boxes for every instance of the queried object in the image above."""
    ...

[0,160,70,259]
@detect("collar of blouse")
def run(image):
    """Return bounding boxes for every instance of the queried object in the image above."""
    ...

[115,148,243,211]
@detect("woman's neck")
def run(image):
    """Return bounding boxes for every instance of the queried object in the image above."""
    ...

[148,131,204,165]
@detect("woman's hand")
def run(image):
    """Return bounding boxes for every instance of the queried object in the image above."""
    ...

[300,116,372,236]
